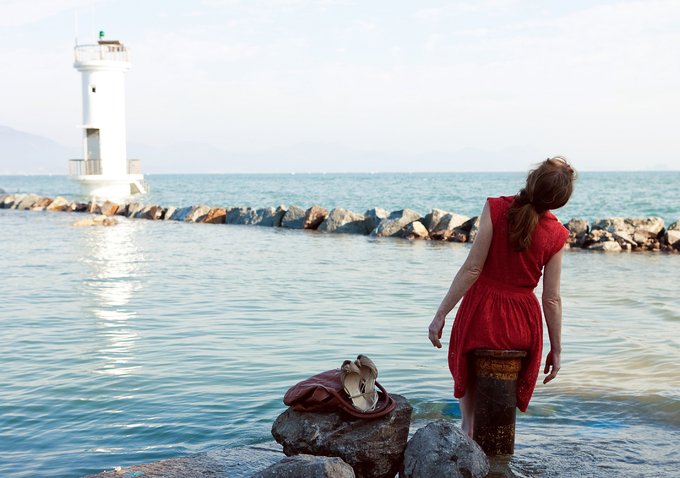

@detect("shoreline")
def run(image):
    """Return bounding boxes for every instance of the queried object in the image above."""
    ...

[2,192,679,253]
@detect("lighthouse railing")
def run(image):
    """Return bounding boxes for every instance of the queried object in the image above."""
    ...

[69,159,102,176]
[74,44,130,62]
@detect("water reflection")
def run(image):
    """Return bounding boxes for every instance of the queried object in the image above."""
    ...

[78,220,143,376]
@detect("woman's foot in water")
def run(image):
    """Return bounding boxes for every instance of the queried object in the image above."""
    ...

[459,389,475,437]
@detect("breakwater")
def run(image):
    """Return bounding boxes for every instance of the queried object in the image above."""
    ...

[2,192,678,253]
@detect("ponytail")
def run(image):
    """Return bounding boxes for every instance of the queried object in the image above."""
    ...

[508,156,578,253]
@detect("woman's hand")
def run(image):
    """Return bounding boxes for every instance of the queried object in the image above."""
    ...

[543,349,561,384]
[428,315,446,348]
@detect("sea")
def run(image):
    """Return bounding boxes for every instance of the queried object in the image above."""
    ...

[1,172,679,478]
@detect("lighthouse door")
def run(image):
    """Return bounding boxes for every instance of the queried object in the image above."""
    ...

[86,128,101,160]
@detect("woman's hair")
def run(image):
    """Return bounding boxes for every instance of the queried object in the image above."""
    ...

[508,156,578,252]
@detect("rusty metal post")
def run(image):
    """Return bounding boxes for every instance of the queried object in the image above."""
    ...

[472,349,527,455]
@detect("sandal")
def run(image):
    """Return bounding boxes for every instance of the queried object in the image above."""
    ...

[341,360,370,411]
[355,355,378,411]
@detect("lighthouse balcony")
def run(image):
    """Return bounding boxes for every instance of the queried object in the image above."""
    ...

[74,42,130,62]
[69,159,142,176]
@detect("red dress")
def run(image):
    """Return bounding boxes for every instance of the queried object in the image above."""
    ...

[448,196,569,412]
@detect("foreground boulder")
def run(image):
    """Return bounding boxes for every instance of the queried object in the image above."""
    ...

[665,230,680,250]
[69,216,118,227]
[201,207,227,224]
[318,208,368,234]
[402,420,489,478]
[281,205,306,229]
[429,212,469,235]
[303,206,329,230]
[252,454,355,478]
[46,196,69,212]
[364,208,389,233]
[272,394,412,478]
[371,210,422,238]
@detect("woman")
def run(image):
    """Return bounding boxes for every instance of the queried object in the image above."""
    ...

[429,157,577,437]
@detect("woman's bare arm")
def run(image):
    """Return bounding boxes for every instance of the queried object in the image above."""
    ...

[428,201,494,348]
[542,246,564,384]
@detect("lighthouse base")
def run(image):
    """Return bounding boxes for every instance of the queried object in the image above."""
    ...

[71,174,149,197]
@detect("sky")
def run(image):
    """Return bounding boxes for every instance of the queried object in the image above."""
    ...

[1,0,679,171]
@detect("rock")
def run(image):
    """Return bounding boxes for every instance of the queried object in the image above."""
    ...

[633,229,657,245]
[588,241,622,252]
[46,196,69,212]
[164,206,177,220]
[431,213,469,235]
[422,209,449,233]
[69,216,118,227]
[8,193,26,208]
[625,217,665,235]
[100,201,119,216]
[252,454,355,478]
[371,210,423,238]
[126,202,145,218]
[666,230,680,250]
[184,205,211,223]
[255,206,287,227]
[463,216,480,242]
[168,206,193,222]
[281,205,306,229]
[364,208,389,233]
[74,202,89,212]
[318,208,368,234]
[612,232,637,247]
[135,205,164,220]
[13,193,40,210]
[272,393,412,478]
[85,199,101,214]
[226,207,250,224]
[201,207,227,224]
[30,197,53,209]
[402,420,489,478]
[591,218,633,235]
[564,218,589,236]
[403,221,430,240]
[115,203,129,216]
[669,220,680,232]
[303,206,329,230]
[1,194,15,208]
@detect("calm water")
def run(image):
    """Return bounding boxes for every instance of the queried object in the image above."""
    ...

[1,173,679,478]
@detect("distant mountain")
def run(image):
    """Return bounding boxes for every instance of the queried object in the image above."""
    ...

[1,125,544,174]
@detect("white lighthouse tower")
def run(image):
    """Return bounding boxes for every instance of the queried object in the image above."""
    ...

[69,32,148,197]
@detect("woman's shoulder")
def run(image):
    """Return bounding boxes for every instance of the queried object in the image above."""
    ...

[486,196,515,215]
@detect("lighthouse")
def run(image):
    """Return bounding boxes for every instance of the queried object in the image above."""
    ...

[69,32,148,197]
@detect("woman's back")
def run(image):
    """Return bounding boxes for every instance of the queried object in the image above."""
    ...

[483,196,569,289]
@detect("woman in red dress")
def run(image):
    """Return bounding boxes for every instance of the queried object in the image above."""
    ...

[429,157,577,437]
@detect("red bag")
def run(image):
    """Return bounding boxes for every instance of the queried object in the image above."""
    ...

[283,369,396,419]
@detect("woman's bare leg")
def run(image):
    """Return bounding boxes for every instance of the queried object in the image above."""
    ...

[459,387,475,437]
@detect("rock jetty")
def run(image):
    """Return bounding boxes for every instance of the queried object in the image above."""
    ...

[1,192,678,253]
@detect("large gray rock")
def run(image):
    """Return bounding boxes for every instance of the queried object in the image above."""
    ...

[666,230,680,249]
[463,216,481,242]
[364,208,389,233]
[13,193,40,210]
[281,205,306,229]
[225,207,250,224]
[403,221,429,240]
[371,210,422,238]
[252,454,355,478]
[134,204,163,220]
[168,206,193,221]
[272,394,412,478]
[625,217,665,235]
[8,193,26,209]
[1,194,15,208]
[564,218,589,236]
[163,206,177,220]
[430,212,469,235]
[318,208,368,234]
[126,202,145,218]
[591,218,633,235]
[422,209,449,233]
[402,420,489,478]
[256,206,287,227]
[669,220,680,232]
[184,205,211,223]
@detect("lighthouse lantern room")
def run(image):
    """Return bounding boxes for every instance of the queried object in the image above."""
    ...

[69,32,148,197]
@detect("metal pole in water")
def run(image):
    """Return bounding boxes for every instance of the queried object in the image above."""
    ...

[472,349,527,455]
